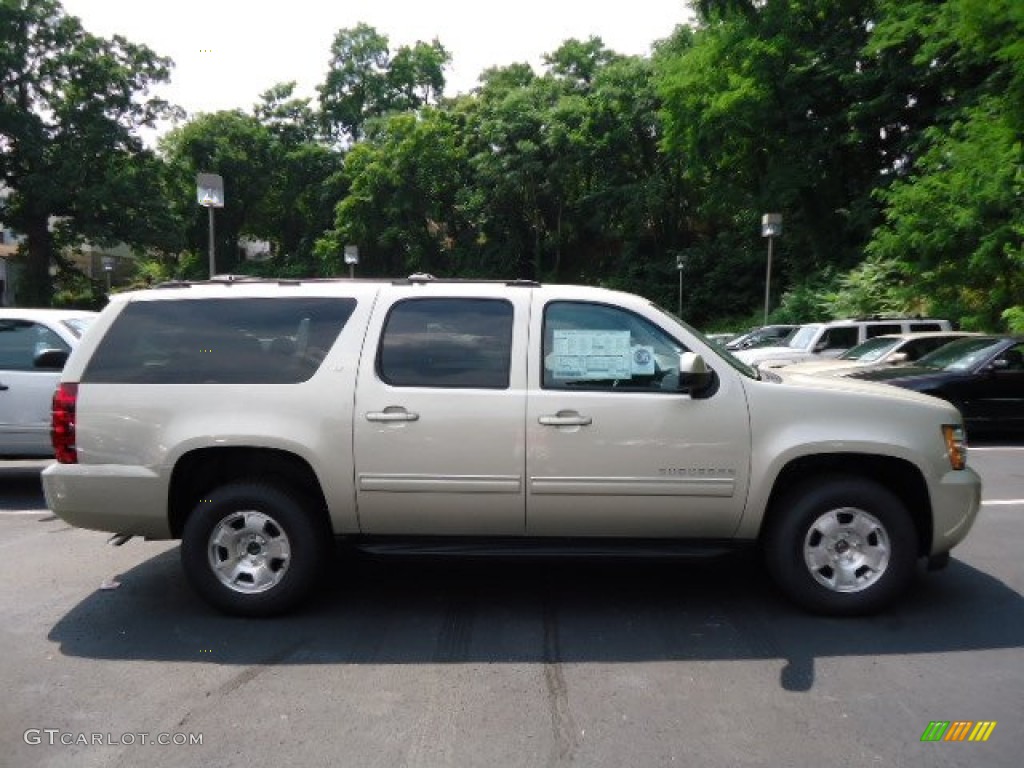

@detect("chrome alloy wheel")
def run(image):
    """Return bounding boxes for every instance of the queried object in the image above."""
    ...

[208,510,292,594]
[803,507,891,593]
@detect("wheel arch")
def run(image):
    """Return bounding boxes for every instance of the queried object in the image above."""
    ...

[168,447,330,538]
[759,453,932,557]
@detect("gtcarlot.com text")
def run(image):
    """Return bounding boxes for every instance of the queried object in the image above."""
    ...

[24,729,203,747]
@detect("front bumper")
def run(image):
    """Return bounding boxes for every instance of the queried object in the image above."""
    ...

[929,466,982,555]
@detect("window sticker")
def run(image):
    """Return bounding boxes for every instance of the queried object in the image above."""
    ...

[631,345,655,375]
[550,329,632,380]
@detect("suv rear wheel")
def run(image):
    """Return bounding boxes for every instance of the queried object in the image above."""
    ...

[181,482,329,616]
[764,476,918,615]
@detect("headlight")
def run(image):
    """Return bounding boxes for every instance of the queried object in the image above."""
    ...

[942,424,967,470]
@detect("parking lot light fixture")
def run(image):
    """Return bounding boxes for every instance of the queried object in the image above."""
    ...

[344,245,359,279]
[101,256,115,292]
[197,173,225,278]
[676,254,685,318]
[761,213,782,324]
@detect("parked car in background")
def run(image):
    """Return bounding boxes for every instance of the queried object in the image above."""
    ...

[735,317,953,369]
[0,309,96,457]
[725,324,797,351]
[780,332,975,377]
[848,336,1024,436]
[705,332,739,347]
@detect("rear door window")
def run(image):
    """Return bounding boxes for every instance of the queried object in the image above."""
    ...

[377,298,514,389]
[82,298,355,384]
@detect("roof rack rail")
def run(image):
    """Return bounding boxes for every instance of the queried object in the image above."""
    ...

[850,313,927,321]
[393,275,541,287]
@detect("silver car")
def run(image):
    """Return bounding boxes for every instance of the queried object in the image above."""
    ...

[0,308,96,457]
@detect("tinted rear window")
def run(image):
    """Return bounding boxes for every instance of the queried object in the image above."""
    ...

[378,298,513,388]
[83,298,355,384]
[865,324,902,338]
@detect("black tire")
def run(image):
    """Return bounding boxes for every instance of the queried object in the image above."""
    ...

[181,482,330,617]
[763,475,918,616]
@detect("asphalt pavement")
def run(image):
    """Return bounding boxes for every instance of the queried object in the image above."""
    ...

[0,450,1021,768]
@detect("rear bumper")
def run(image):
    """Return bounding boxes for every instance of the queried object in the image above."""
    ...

[42,463,172,539]
[929,466,982,555]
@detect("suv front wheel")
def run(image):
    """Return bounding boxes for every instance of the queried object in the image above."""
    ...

[764,476,918,615]
[181,482,329,616]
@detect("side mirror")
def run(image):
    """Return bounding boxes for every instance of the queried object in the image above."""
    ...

[33,348,69,370]
[887,352,908,364]
[677,352,715,397]
[988,359,1009,372]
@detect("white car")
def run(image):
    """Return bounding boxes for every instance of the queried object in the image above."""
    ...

[736,317,953,369]
[780,332,975,377]
[0,308,96,457]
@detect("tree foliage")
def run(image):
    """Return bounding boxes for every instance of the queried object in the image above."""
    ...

[0,0,179,304]
[864,0,1024,330]
[318,23,450,144]
[5,4,1021,330]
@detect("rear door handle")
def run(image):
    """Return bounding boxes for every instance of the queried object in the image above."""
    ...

[366,409,420,423]
[539,413,592,427]
[0,384,8,391]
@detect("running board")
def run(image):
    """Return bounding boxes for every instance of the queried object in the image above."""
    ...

[350,536,746,559]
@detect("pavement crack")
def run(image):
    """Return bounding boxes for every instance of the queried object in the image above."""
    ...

[543,594,578,765]
[212,638,309,699]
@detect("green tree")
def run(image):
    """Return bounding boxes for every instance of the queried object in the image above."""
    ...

[252,84,346,273]
[316,108,469,277]
[0,0,179,305]
[160,111,279,277]
[656,1,885,318]
[318,23,450,144]
[865,0,1024,330]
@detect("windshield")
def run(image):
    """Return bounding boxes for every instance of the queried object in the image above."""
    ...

[914,336,1003,371]
[787,325,822,350]
[62,317,94,338]
[839,336,901,362]
[649,303,759,380]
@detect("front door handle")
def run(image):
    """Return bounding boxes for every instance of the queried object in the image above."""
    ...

[366,408,420,423]
[0,384,8,391]
[539,412,592,427]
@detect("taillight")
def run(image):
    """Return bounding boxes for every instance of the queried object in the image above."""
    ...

[52,383,78,464]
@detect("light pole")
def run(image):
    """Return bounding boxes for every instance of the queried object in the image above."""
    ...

[676,254,685,318]
[101,256,115,293]
[196,173,225,278]
[344,245,359,279]
[761,213,782,324]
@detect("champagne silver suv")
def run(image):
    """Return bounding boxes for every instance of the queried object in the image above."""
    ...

[43,277,981,617]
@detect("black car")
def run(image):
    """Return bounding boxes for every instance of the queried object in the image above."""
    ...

[849,335,1024,435]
